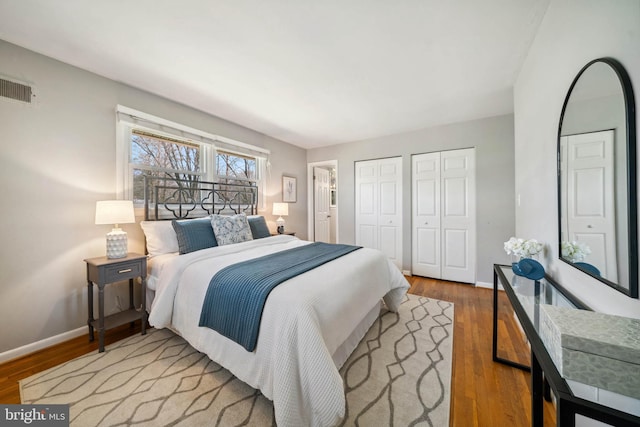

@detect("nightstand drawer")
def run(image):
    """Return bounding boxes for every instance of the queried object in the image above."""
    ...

[104,260,142,282]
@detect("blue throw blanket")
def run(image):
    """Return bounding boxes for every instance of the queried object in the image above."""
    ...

[199,242,361,351]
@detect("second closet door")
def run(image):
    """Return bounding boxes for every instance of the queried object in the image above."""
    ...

[412,148,476,283]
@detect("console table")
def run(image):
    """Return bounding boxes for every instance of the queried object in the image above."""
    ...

[492,264,640,427]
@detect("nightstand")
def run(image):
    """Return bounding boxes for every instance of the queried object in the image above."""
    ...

[271,231,296,236]
[84,253,147,352]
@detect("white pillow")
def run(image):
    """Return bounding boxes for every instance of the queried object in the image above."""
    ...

[211,213,254,246]
[140,220,179,257]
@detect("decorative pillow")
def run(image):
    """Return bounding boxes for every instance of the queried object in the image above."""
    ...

[140,220,179,257]
[172,216,218,255]
[247,215,271,239]
[211,214,254,246]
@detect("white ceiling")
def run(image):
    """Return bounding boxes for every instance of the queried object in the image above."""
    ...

[0,0,549,149]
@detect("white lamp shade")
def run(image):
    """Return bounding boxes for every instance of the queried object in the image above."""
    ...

[272,202,289,216]
[95,200,135,225]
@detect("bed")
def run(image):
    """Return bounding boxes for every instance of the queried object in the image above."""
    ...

[140,176,410,426]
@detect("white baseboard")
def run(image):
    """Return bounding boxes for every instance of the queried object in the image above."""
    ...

[402,270,411,276]
[476,280,503,290]
[0,326,86,364]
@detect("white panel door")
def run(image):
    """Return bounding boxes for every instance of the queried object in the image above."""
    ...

[412,148,476,283]
[355,157,402,270]
[563,131,617,280]
[441,148,476,283]
[313,167,331,243]
[412,152,441,277]
[355,161,378,250]
[377,158,403,268]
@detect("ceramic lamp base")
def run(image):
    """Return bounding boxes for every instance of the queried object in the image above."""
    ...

[106,228,128,259]
[276,217,285,234]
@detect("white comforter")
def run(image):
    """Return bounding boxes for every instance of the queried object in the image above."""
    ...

[147,235,409,427]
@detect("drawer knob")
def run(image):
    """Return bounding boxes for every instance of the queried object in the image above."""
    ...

[118,268,133,274]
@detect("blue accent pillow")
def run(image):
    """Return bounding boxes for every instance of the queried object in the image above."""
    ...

[248,216,271,239]
[172,217,218,254]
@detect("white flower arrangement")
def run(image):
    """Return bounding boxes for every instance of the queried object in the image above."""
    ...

[504,237,544,259]
[561,240,591,263]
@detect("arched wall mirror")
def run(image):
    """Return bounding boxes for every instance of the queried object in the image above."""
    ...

[558,57,638,298]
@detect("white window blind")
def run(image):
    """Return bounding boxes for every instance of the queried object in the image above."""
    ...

[116,105,270,159]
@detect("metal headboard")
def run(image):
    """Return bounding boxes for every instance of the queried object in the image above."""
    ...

[143,175,258,220]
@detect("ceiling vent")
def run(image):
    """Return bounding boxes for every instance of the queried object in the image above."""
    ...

[0,77,36,104]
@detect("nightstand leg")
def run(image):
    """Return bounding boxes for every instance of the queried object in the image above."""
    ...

[98,284,105,352]
[87,280,94,342]
[141,275,147,335]
[128,279,134,309]
[128,278,135,327]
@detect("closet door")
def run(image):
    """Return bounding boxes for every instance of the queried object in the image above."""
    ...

[377,158,402,268]
[412,148,476,283]
[412,152,441,278]
[441,148,476,283]
[355,160,379,250]
[355,157,403,270]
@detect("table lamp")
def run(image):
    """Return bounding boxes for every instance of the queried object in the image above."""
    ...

[95,200,135,258]
[272,202,289,234]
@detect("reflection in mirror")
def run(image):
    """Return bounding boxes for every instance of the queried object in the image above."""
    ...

[558,58,637,298]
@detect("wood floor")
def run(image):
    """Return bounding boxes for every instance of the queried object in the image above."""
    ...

[407,276,556,427]
[0,276,556,426]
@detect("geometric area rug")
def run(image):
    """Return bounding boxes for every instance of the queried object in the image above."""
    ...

[20,294,453,427]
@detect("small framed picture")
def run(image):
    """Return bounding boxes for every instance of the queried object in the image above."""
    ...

[282,176,297,203]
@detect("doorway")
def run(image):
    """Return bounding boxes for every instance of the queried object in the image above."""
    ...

[307,160,338,243]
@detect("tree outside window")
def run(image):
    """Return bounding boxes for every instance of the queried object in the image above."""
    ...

[130,130,202,204]
[215,151,257,206]
[129,131,259,209]
[215,150,256,182]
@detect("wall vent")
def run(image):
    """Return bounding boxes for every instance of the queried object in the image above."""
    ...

[0,77,35,104]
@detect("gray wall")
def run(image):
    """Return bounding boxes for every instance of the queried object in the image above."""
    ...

[0,40,307,355]
[307,114,516,285]
[514,0,640,317]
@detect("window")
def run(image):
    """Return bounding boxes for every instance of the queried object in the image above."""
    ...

[116,105,270,210]
[130,130,204,203]
[214,150,260,208]
[216,150,256,182]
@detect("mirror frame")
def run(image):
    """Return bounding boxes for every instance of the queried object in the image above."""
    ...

[557,57,638,298]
